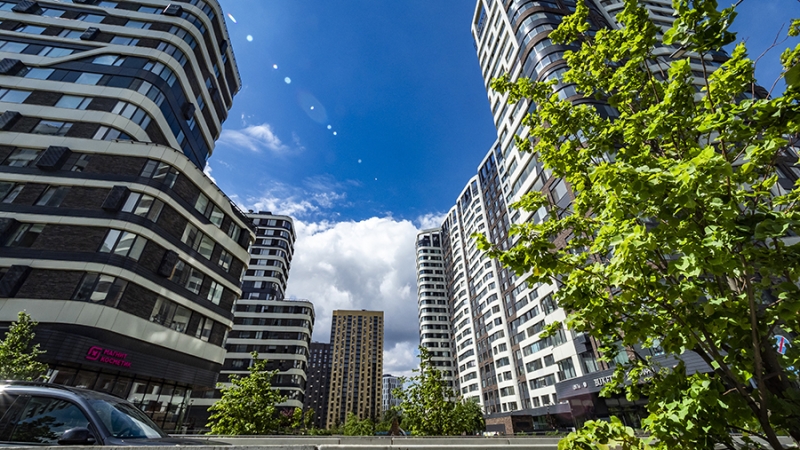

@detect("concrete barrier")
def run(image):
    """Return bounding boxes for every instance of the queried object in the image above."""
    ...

[184,436,561,448]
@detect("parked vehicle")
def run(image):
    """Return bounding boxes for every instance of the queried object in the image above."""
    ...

[0,381,221,446]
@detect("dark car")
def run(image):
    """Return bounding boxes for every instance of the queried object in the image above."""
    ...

[0,381,220,446]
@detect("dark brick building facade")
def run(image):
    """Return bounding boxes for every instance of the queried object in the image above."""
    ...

[0,0,250,432]
[304,342,332,429]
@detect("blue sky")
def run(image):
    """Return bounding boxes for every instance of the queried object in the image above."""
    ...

[209,0,800,375]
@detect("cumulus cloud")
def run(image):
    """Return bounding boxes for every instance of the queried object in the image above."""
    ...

[383,341,419,378]
[203,163,216,184]
[218,123,295,153]
[287,217,420,351]
[244,184,441,375]
[416,212,447,230]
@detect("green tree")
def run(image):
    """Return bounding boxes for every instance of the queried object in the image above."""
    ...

[342,412,374,436]
[303,408,315,431]
[206,352,286,435]
[394,348,485,435]
[290,407,302,431]
[0,311,48,381]
[376,407,402,433]
[480,0,800,448]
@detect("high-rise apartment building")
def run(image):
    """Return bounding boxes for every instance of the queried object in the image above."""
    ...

[188,212,314,427]
[415,0,730,435]
[415,230,454,387]
[0,0,251,432]
[327,309,384,428]
[304,341,332,429]
[381,374,400,412]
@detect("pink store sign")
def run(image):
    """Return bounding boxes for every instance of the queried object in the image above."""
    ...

[85,346,132,368]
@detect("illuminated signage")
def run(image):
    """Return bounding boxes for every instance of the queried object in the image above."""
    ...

[85,346,132,368]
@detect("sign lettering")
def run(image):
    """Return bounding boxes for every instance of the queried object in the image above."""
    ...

[85,346,132,368]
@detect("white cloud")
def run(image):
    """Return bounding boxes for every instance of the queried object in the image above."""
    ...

[247,176,349,220]
[218,123,294,153]
[383,341,419,378]
[203,163,216,184]
[416,212,447,230]
[243,184,447,375]
[284,217,422,374]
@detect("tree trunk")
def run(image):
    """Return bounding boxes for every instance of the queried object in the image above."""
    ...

[761,345,800,444]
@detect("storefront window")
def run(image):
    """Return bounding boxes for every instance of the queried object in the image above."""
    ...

[51,368,77,385]
[73,370,98,389]
[94,373,117,393]
[128,380,148,406]
[112,377,132,398]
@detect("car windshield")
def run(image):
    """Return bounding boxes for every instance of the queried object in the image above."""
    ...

[84,394,166,439]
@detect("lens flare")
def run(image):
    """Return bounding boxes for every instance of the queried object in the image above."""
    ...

[284,77,291,84]
[297,90,328,124]
[246,35,253,42]
[226,13,237,23]
[273,64,278,69]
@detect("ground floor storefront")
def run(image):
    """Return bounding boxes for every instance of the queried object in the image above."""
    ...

[26,323,222,432]
[486,353,712,434]
[554,352,711,429]
[485,403,574,434]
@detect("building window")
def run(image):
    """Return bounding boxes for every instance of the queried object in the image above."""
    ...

[93,54,125,66]
[111,101,151,129]
[76,13,105,23]
[140,160,178,188]
[218,250,232,271]
[124,20,148,29]
[24,68,54,79]
[121,192,163,222]
[185,266,204,294]
[58,29,83,39]
[169,260,205,295]
[35,186,69,207]
[194,194,225,227]
[0,38,25,52]
[0,183,23,203]
[227,222,241,241]
[541,294,557,315]
[55,95,92,110]
[93,126,131,141]
[0,88,31,103]
[41,8,64,18]
[580,353,599,374]
[98,229,146,261]
[71,154,91,172]
[557,357,577,381]
[149,297,192,333]
[32,120,72,136]
[182,223,214,259]
[2,148,40,167]
[207,281,223,305]
[75,73,103,85]
[111,36,139,46]
[14,24,46,35]
[3,223,44,247]
[195,316,213,341]
[525,358,543,373]
[73,273,127,307]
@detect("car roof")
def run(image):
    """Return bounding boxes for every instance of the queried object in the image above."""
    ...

[0,381,104,398]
